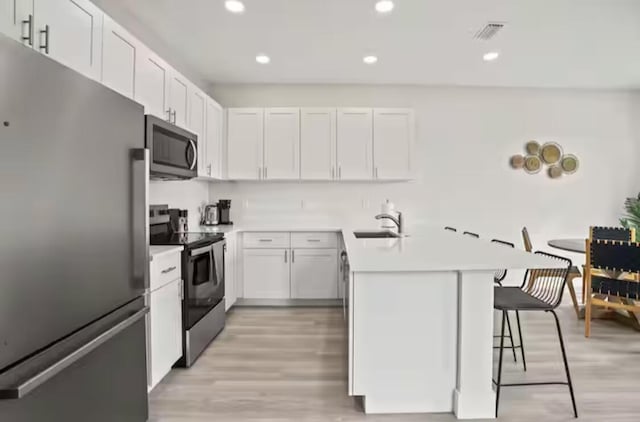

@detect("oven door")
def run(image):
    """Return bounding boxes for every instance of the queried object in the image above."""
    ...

[145,115,197,180]
[185,240,225,328]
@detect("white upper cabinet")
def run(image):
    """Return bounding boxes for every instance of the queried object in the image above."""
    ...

[300,108,336,180]
[336,108,373,180]
[135,48,170,120]
[188,86,206,176]
[263,108,300,180]
[373,108,414,180]
[227,108,264,180]
[0,0,34,44]
[168,73,189,128]
[291,249,338,299]
[205,99,223,179]
[101,14,137,99]
[33,0,103,80]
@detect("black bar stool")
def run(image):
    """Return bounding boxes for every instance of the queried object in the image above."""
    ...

[491,239,522,365]
[493,251,577,418]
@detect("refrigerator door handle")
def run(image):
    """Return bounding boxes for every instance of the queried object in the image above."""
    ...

[0,307,149,400]
[132,149,149,291]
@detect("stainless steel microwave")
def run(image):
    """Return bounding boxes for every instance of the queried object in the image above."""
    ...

[145,115,198,180]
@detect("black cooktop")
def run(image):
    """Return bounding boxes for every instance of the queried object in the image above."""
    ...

[150,232,224,247]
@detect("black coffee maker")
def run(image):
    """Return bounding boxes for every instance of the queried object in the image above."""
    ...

[217,200,232,225]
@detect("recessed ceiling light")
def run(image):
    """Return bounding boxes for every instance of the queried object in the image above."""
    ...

[256,54,270,64]
[375,0,394,13]
[483,51,500,62]
[225,0,245,14]
[363,55,378,64]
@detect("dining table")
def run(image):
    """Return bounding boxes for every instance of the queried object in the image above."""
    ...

[548,238,640,330]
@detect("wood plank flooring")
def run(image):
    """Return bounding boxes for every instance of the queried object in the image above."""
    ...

[149,306,640,421]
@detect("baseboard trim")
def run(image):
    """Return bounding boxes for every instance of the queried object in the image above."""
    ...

[235,298,342,307]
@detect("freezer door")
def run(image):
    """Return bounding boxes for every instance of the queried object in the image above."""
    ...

[0,299,149,422]
[0,35,148,372]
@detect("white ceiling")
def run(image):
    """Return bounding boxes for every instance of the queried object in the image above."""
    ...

[97,0,640,89]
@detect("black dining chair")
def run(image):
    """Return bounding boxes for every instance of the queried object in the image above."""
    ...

[444,226,457,232]
[491,239,522,364]
[494,251,577,418]
[463,231,479,238]
[590,226,635,241]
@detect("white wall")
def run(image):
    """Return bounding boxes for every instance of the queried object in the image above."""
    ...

[149,180,210,228]
[209,84,640,255]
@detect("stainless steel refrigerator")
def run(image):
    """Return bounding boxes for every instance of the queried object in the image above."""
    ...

[0,34,150,421]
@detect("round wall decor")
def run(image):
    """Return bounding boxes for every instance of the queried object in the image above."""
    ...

[548,165,563,179]
[525,140,540,155]
[540,142,563,164]
[561,154,579,174]
[510,154,525,169]
[524,155,542,174]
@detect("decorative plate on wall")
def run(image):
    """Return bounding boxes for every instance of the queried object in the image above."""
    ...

[524,155,542,174]
[510,154,525,169]
[525,140,540,155]
[540,142,563,164]
[561,154,579,174]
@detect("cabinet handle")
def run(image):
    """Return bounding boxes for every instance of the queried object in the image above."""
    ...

[22,15,33,46]
[207,164,212,176]
[39,25,50,54]
[166,108,172,122]
[307,239,321,242]
[161,266,177,274]
[284,250,288,263]
[338,166,342,179]
[375,167,379,179]
[291,250,295,263]
[171,110,177,124]
[259,239,273,242]
[331,166,335,179]
[264,167,267,179]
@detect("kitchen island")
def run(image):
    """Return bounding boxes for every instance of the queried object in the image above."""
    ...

[341,228,565,419]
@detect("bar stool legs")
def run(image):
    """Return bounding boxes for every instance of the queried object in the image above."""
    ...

[494,310,578,418]
[515,310,526,371]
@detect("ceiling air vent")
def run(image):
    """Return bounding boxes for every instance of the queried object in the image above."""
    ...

[474,22,505,41]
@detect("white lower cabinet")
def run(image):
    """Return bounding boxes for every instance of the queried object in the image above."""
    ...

[291,249,338,299]
[243,248,290,299]
[148,278,182,390]
[225,232,237,310]
[241,232,339,300]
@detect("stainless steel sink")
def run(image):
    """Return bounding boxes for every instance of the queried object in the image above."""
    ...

[353,230,401,239]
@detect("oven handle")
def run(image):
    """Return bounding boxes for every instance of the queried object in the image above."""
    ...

[188,139,197,170]
[190,245,212,257]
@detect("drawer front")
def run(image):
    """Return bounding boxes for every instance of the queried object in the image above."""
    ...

[291,232,338,249]
[150,251,182,291]
[243,232,291,248]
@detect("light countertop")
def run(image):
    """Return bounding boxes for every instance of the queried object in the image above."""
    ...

[191,223,565,273]
[149,245,183,260]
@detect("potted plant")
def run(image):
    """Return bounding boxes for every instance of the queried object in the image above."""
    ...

[620,196,640,232]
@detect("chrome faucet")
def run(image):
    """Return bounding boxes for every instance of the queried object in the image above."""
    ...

[375,212,403,234]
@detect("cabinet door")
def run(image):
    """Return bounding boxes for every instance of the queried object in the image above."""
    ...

[206,98,223,179]
[300,108,336,180]
[337,108,373,180]
[224,233,237,311]
[168,72,188,128]
[373,108,414,180]
[34,0,103,80]
[188,87,206,176]
[227,108,264,180]
[291,249,338,299]
[264,108,300,180]
[135,48,169,120]
[0,0,34,44]
[101,14,137,99]
[149,279,182,390]
[243,249,290,299]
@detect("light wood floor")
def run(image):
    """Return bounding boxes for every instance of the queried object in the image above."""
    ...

[149,306,640,421]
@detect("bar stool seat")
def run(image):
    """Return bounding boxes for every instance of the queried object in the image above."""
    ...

[495,286,553,311]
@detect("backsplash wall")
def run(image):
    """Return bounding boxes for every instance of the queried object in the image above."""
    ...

[149,180,209,227]
[208,84,640,249]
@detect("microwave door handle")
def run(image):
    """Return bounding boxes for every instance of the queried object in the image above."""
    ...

[188,139,197,170]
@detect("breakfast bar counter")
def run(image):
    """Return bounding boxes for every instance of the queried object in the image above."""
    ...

[341,228,564,419]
